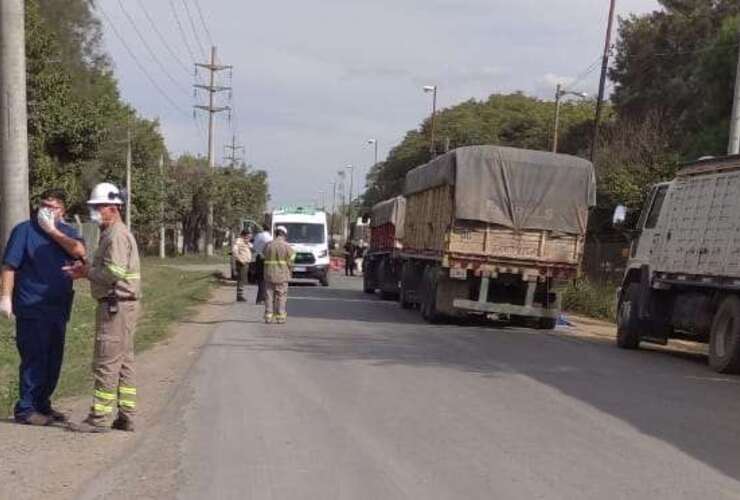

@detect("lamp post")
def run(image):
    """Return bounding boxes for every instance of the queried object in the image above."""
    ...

[423,85,438,157]
[346,165,354,239]
[367,138,378,167]
[553,84,588,153]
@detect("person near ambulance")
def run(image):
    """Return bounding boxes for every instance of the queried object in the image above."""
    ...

[64,183,141,433]
[1,189,86,426]
[232,229,252,302]
[263,225,294,324]
[252,224,273,305]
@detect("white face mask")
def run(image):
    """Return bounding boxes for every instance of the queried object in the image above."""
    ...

[37,207,57,226]
[89,207,103,225]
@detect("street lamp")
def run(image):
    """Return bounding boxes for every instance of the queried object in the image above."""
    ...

[346,165,354,239]
[367,138,379,168]
[553,83,588,153]
[423,85,438,157]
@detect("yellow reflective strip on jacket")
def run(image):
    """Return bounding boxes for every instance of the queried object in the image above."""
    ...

[95,390,116,401]
[119,400,136,409]
[93,404,114,414]
[264,260,290,265]
[119,386,137,396]
[107,264,128,279]
[124,273,140,280]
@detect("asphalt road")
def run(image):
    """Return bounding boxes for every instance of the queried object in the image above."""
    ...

[81,273,740,500]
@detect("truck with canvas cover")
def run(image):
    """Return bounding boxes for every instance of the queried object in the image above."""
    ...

[614,155,740,373]
[363,196,406,299]
[399,145,595,328]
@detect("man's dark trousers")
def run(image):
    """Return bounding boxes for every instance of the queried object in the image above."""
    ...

[255,255,266,304]
[14,314,67,419]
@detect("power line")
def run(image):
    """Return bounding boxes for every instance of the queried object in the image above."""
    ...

[168,0,198,65]
[116,0,191,97]
[136,0,191,76]
[192,0,214,47]
[181,0,207,59]
[98,4,190,119]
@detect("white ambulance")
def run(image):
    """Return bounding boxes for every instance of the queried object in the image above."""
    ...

[270,207,330,286]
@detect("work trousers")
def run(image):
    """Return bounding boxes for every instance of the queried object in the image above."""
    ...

[88,301,139,425]
[345,255,355,276]
[14,315,67,419]
[255,256,266,303]
[264,281,289,321]
[235,261,249,299]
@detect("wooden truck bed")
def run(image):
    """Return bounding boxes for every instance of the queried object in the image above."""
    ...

[403,185,583,280]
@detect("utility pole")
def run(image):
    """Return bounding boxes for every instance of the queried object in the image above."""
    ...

[590,0,617,161]
[553,83,563,153]
[330,180,337,238]
[159,154,166,259]
[0,0,30,251]
[224,133,245,167]
[424,85,438,158]
[126,127,132,230]
[195,46,232,256]
[346,166,354,240]
[728,40,740,154]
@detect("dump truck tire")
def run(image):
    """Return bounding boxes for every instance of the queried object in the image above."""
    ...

[709,295,740,374]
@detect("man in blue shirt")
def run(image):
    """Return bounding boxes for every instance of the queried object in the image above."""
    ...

[1,189,86,426]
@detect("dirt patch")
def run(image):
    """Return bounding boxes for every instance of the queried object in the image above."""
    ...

[561,314,708,357]
[0,286,232,500]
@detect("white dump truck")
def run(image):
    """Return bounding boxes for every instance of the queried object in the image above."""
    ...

[615,155,740,373]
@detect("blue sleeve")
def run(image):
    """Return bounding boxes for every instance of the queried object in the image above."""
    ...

[2,223,27,269]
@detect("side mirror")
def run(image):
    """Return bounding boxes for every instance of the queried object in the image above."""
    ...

[612,204,627,227]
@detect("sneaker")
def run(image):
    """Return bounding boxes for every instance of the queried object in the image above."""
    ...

[264,318,274,324]
[236,296,246,302]
[67,419,110,434]
[17,412,51,426]
[111,416,135,432]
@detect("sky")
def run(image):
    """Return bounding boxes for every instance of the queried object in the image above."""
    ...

[98,0,661,208]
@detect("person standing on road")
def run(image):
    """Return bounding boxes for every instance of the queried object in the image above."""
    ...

[1,189,86,426]
[252,224,273,305]
[232,230,252,302]
[344,240,356,277]
[64,183,141,433]
[263,226,294,324]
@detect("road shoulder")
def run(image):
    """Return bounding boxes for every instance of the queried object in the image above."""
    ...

[0,285,233,500]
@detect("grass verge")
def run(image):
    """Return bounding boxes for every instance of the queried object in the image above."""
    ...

[0,258,216,417]
[561,279,618,322]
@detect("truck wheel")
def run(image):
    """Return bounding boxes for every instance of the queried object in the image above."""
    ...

[320,273,330,287]
[399,263,414,309]
[363,274,374,293]
[617,284,642,350]
[421,267,443,323]
[537,317,558,330]
[709,295,740,374]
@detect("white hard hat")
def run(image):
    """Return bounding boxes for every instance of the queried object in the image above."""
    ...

[276,225,288,236]
[88,182,124,205]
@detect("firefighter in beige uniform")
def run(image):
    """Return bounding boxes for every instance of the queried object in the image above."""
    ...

[263,226,295,324]
[66,183,141,433]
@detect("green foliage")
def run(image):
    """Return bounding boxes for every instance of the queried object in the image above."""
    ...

[364,93,595,208]
[561,279,618,321]
[24,1,270,253]
[610,1,740,159]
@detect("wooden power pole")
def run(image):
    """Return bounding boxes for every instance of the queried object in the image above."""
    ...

[590,0,617,162]
[195,46,231,256]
